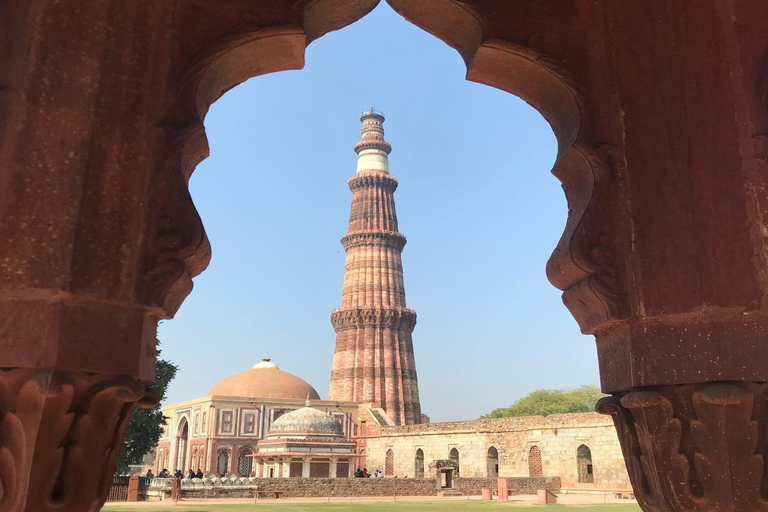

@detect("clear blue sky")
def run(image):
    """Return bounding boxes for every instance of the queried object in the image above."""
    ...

[159,3,600,422]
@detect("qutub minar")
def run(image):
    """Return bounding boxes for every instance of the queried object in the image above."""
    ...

[329,109,422,425]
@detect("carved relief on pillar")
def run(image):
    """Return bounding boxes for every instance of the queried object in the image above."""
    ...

[597,383,768,512]
[0,369,157,512]
[546,144,627,335]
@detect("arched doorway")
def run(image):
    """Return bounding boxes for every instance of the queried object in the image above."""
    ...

[487,447,499,477]
[217,450,230,476]
[385,449,394,476]
[577,445,594,483]
[414,448,424,478]
[175,418,189,473]
[358,448,367,471]
[238,447,254,476]
[529,446,543,477]
[449,448,460,476]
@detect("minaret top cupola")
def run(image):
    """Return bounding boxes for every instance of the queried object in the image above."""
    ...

[355,108,392,174]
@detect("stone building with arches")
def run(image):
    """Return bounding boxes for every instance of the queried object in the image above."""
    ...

[155,359,359,476]
[360,411,630,490]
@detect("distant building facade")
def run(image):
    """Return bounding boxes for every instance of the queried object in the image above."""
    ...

[156,359,358,477]
[358,411,630,490]
[155,111,631,492]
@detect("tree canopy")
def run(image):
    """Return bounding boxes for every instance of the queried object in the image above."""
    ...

[481,385,605,419]
[115,339,178,474]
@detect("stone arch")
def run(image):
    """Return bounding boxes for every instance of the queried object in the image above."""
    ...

[217,450,230,477]
[199,446,206,473]
[577,444,594,484]
[358,448,367,470]
[449,447,460,475]
[529,446,543,477]
[175,417,189,473]
[385,449,394,476]
[415,448,425,478]
[238,446,255,476]
[160,0,590,331]
[487,446,499,477]
[191,445,199,474]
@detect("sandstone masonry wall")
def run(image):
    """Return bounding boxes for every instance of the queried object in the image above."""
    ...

[362,413,629,488]
[148,476,560,499]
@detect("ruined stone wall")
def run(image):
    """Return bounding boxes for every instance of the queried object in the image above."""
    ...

[148,476,561,499]
[362,413,629,488]
[149,477,437,498]
[454,477,561,495]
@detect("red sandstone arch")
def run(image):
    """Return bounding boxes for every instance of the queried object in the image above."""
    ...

[3,2,768,511]
[166,0,589,328]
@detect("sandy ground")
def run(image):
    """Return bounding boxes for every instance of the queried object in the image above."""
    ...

[103,493,638,508]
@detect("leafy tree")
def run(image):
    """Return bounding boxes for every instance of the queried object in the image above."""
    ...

[115,338,178,474]
[481,385,605,419]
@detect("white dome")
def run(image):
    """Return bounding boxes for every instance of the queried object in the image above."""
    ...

[269,406,344,438]
[253,358,279,369]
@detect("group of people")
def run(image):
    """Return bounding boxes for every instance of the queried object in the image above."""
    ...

[149,468,205,479]
[354,468,384,478]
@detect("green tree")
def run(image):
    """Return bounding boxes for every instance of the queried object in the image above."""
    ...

[481,385,605,419]
[115,339,178,474]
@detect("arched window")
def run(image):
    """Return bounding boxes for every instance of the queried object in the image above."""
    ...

[176,418,189,472]
[358,448,367,470]
[217,450,230,476]
[415,448,424,478]
[385,449,394,476]
[577,445,594,483]
[529,446,543,477]
[238,446,254,476]
[191,446,198,473]
[487,446,499,477]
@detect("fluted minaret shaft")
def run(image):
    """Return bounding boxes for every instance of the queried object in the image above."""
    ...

[330,110,422,425]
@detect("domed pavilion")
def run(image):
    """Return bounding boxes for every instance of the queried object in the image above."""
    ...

[250,400,357,478]
[155,359,359,477]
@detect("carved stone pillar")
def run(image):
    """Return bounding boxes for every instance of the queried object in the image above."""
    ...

[0,370,157,511]
[0,1,379,511]
[383,1,768,510]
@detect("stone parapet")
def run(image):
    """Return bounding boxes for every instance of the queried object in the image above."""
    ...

[377,413,612,436]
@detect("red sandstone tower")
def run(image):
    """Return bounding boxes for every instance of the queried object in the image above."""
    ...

[330,110,422,425]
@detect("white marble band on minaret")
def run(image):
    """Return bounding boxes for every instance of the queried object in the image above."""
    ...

[330,109,422,426]
[355,109,392,174]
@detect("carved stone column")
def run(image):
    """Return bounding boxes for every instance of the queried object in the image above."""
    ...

[0,1,379,511]
[0,370,158,511]
[384,1,768,510]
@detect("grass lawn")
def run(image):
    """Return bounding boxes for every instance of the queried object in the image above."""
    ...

[103,503,642,512]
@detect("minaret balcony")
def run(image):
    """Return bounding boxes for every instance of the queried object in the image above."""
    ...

[340,231,406,251]
[348,172,398,191]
